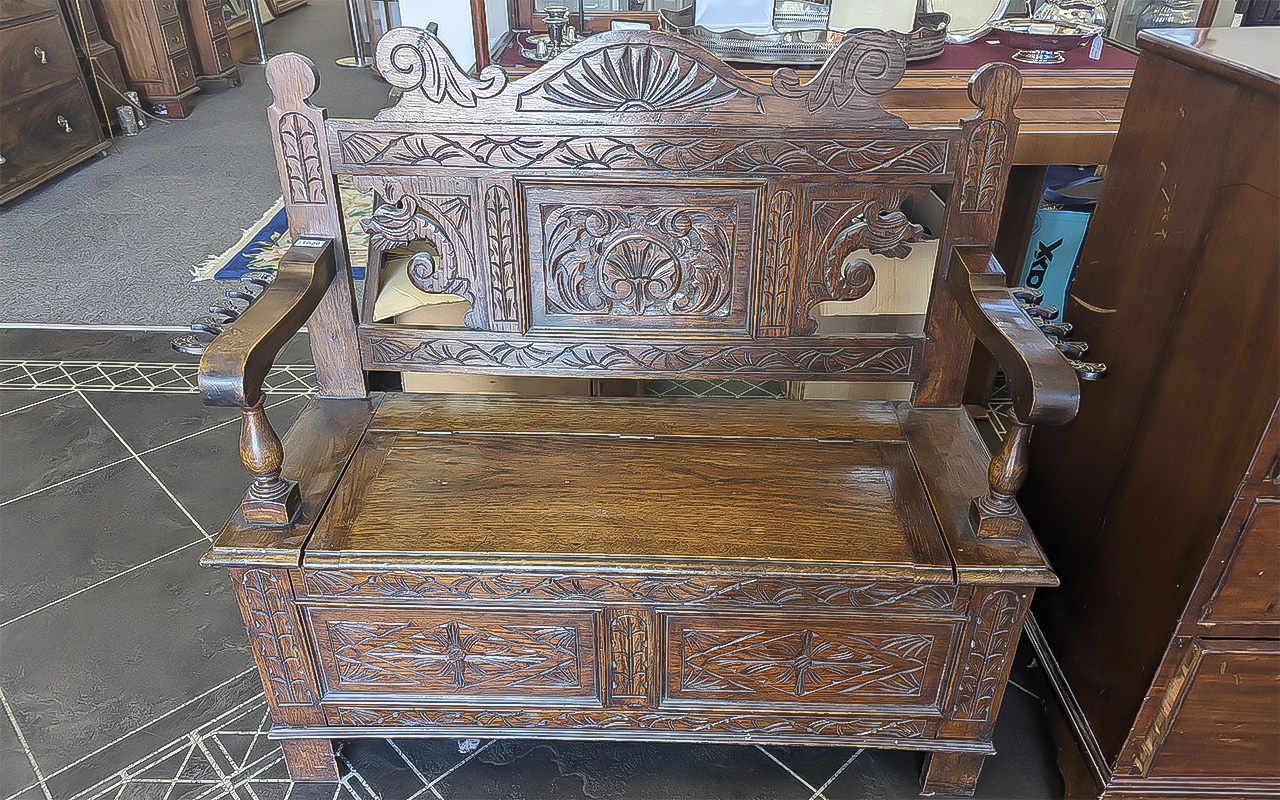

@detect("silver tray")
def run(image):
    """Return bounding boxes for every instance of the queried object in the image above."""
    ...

[657,6,949,66]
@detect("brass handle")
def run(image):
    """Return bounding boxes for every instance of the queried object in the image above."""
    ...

[33,46,47,64]
[56,115,72,133]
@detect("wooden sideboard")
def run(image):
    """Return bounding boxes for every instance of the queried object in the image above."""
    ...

[1018,26,1280,800]
[0,0,110,204]
[93,0,199,117]
[181,0,239,85]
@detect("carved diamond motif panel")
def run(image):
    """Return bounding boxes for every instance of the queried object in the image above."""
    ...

[308,608,599,701]
[524,183,759,334]
[665,615,956,708]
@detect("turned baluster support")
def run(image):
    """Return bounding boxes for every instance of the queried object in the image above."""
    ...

[970,419,1032,539]
[239,400,300,525]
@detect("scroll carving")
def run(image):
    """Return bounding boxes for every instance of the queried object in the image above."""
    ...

[278,112,326,204]
[680,628,934,699]
[949,589,1024,722]
[327,618,583,692]
[760,190,796,337]
[542,205,735,318]
[240,570,316,706]
[375,27,507,118]
[357,179,483,328]
[303,571,957,611]
[485,186,517,323]
[796,193,924,335]
[366,334,916,378]
[333,706,932,738]
[771,31,907,125]
[959,120,1008,213]
[610,613,649,702]
[338,131,950,176]
[518,43,762,114]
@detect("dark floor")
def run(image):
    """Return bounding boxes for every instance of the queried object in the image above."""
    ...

[0,328,1062,800]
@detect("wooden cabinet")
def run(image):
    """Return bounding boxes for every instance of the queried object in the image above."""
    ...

[92,0,199,117]
[1018,26,1280,800]
[0,0,110,203]
[181,0,239,85]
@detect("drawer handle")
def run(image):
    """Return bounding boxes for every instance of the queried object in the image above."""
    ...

[34,46,47,64]
[0,153,6,165]
[56,115,72,133]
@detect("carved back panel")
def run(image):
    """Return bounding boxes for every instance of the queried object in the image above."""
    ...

[265,27,1021,399]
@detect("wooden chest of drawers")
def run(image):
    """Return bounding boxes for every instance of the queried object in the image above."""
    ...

[182,0,238,85]
[93,0,199,117]
[0,0,109,203]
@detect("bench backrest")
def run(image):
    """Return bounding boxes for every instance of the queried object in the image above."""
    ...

[265,26,1021,406]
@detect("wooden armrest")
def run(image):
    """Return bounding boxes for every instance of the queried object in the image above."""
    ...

[197,237,335,526]
[198,238,336,409]
[948,245,1080,426]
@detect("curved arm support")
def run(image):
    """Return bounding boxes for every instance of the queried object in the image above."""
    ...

[949,245,1082,539]
[198,238,336,409]
[948,245,1080,426]
[197,237,336,526]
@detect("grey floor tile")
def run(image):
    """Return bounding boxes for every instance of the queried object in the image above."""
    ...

[0,391,131,503]
[0,707,40,798]
[86,391,241,455]
[0,547,254,788]
[755,745,864,795]
[138,396,308,534]
[0,388,68,416]
[0,329,191,363]
[435,738,813,799]
[0,460,205,623]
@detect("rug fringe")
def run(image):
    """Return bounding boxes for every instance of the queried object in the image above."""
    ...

[190,197,286,281]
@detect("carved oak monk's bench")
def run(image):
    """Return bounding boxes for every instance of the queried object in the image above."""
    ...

[196,27,1084,795]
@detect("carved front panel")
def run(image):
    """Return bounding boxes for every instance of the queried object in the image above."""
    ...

[663,614,957,709]
[307,607,600,702]
[523,182,759,334]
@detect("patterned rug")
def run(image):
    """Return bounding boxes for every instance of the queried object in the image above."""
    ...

[192,177,372,281]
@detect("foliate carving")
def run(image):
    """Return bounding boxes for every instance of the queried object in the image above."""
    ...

[240,570,316,706]
[366,335,916,378]
[680,628,933,698]
[759,190,796,337]
[358,185,481,327]
[543,205,734,318]
[771,31,906,118]
[333,706,932,739]
[375,27,507,115]
[337,131,949,176]
[949,589,1024,722]
[610,613,649,702]
[484,186,517,323]
[960,119,1008,213]
[327,618,582,692]
[796,194,924,335]
[518,43,762,114]
[304,570,957,611]
[278,112,326,204]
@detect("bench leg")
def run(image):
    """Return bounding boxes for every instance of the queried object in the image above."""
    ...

[920,751,985,797]
[280,739,339,782]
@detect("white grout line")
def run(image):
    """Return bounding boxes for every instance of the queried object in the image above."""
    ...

[79,390,211,539]
[0,393,296,509]
[43,669,258,786]
[0,540,205,630]
[0,390,76,417]
[754,745,821,796]
[1007,677,1041,700]
[416,740,493,799]
[0,687,55,800]
[808,749,864,800]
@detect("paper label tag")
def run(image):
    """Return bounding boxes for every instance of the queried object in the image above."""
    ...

[293,238,327,248]
[1088,34,1103,61]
